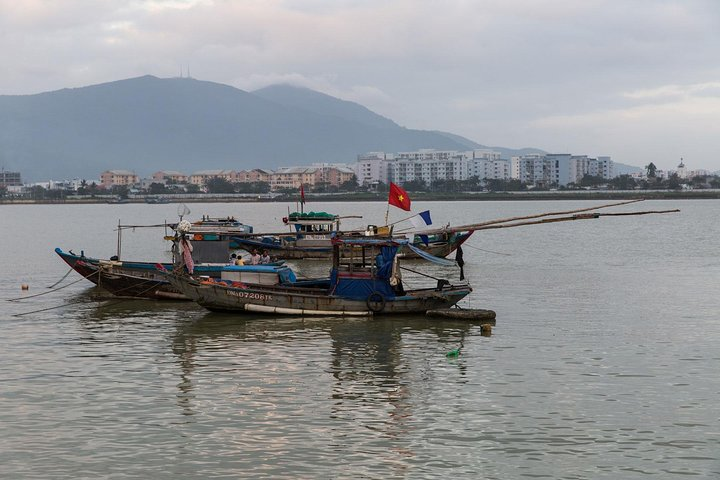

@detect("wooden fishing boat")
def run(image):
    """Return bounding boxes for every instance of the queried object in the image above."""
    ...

[164,235,471,316]
[54,248,283,300]
[213,211,473,260]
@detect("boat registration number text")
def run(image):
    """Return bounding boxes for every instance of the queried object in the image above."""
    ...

[227,290,273,301]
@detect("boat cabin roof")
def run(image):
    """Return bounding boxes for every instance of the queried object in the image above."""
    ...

[287,211,339,225]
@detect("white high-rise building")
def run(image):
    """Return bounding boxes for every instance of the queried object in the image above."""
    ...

[355,152,392,185]
[512,154,615,186]
[356,149,509,186]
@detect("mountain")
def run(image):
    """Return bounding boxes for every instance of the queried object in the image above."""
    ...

[0,76,464,180]
[252,84,400,130]
[432,131,546,158]
[614,163,643,175]
[0,75,549,181]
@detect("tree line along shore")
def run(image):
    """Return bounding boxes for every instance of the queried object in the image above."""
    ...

[2,189,719,205]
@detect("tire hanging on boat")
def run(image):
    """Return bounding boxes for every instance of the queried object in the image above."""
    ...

[366,291,386,313]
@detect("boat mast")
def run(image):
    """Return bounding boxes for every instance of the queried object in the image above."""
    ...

[116,219,122,259]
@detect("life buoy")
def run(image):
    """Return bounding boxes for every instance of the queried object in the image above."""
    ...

[366,291,386,313]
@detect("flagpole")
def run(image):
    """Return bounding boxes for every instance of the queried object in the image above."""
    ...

[388,212,420,227]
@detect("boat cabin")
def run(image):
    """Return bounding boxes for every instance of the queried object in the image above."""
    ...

[283,211,341,247]
[330,237,405,301]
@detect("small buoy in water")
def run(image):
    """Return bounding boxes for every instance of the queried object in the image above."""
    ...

[21,284,29,290]
[480,323,492,336]
[446,348,461,358]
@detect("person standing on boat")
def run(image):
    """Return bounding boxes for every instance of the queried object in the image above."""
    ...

[260,250,271,264]
[250,249,261,265]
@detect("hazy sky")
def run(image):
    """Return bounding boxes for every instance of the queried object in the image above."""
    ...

[2,0,719,171]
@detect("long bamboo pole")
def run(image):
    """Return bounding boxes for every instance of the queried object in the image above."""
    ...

[398,198,647,235]
[467,208,680,232]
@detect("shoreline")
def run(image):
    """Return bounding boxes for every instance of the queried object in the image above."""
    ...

[2,189,719,205]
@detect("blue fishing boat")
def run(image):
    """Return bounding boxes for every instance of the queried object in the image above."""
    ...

[164,235,472,316]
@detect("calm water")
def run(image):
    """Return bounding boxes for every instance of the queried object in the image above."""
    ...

[1,200,718,479]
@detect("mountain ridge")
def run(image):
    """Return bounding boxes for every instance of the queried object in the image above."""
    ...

[0,75,602,181]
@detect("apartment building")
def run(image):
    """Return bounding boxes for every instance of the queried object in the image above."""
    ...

[356,152,392,186]
[189,169,237,186]
[389,151,467,185]
[0,170,22,187]
[270,167,317,190]
[236,169,273,183]
[152,170,188,184]
[511,154,615,187]
[357,149,509,186]
[100,170,139,188]
[311,164,355,186]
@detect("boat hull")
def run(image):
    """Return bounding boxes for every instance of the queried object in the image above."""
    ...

[166,274,472,316]
[232,231,473,260]
[55,248,195,300]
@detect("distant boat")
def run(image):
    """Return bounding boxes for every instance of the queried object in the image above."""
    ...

[145,197,170,204]
[227,211,473,259]
[164,235,471,316]
[107,196,129,204]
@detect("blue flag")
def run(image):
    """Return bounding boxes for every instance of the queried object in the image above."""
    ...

[410,210,433,246]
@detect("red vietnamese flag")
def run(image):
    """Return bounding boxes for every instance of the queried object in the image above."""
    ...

[388,182,411,211]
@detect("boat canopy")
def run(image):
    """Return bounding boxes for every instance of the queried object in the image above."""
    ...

[288,211,337,220]
[331,235,456,266]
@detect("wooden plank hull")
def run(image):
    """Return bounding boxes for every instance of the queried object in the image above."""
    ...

[166,274,472,316]
[232,231,473,260]
[55,248,190,300]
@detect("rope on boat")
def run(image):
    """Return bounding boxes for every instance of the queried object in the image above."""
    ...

[11,276,162,317]
[462,243,512,256]
[399,265,445,282]
[47,267,74,289]
[5,269,99,302]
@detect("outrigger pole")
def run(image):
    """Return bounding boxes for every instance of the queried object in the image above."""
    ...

[454,208,681,233]
[402,199,653,236]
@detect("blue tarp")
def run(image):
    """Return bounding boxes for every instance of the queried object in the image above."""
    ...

[375,246,398,279]
[332,274,396,300]
[406,243,458,266]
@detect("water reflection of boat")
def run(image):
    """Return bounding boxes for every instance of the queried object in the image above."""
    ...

[166,235,471,315]
[170,313,477,430]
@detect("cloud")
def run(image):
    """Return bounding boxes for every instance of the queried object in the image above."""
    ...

[1,0,719,170]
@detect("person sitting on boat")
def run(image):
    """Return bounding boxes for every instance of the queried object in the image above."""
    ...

[260,250,271,264]
[230,253,245,266]
[250,249,261,265]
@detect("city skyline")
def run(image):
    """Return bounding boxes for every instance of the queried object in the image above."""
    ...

[2,1,719,171]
